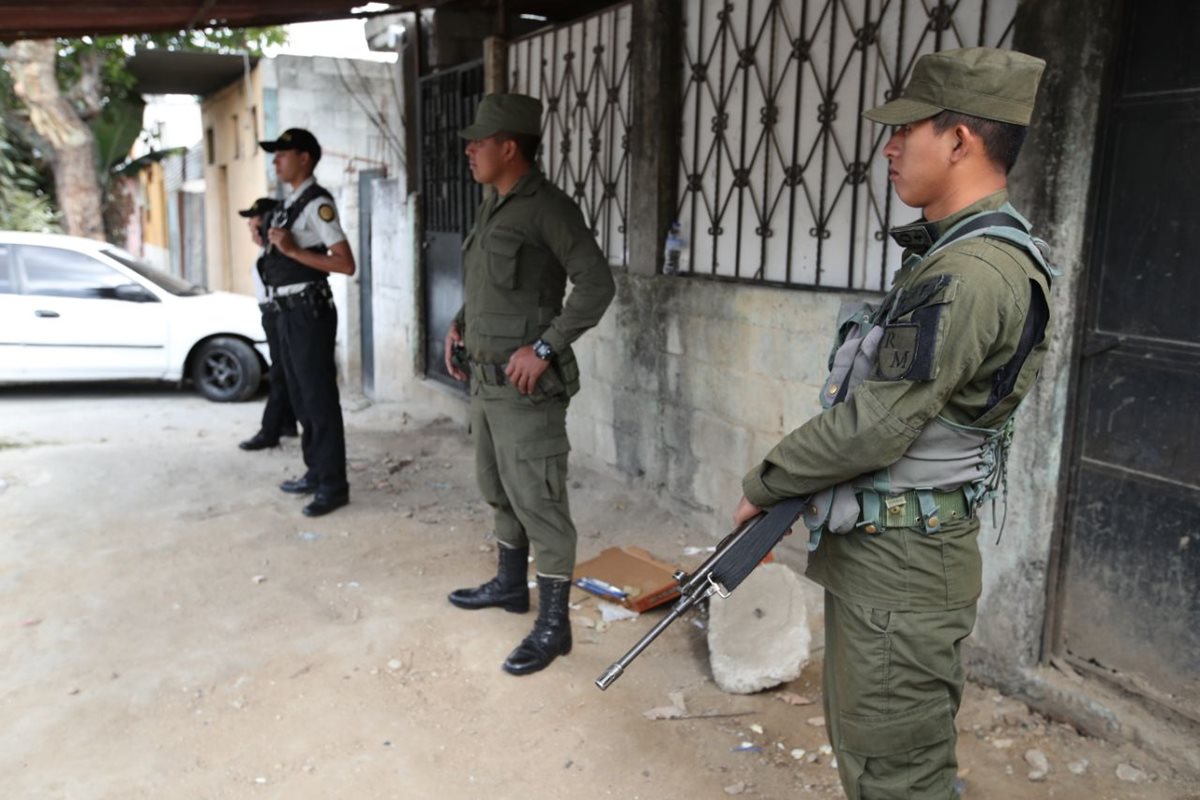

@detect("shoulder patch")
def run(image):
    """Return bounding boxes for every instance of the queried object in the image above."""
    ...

[318,203,336,222]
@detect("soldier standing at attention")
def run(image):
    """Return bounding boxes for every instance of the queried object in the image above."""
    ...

[257,128,356,518]
[733,49,1052,798]
[237,196,298,452]
[444,94,616,676]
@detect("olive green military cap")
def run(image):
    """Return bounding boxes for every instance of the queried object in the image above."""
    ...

[459,93,543,139]
[864,47,1046,126]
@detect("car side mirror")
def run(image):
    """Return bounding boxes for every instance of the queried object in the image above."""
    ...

[114,283,158,303]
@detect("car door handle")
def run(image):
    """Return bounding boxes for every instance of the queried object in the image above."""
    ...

[35,310,60,318]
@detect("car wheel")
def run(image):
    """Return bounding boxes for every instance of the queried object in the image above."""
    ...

[192,337,262,402]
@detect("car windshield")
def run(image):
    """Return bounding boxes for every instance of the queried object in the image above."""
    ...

[102,247,208,296]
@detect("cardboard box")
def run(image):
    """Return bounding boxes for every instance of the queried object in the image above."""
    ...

[572,546,683,613]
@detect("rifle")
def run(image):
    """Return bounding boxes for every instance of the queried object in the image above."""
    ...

[595,496,807,690]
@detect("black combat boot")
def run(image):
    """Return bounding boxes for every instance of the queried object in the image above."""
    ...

[502,575,572,676]
[448,544,530,613]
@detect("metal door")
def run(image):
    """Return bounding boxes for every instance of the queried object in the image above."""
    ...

[1051,0,1200,719]
[418,60,484,391]
[359,168,386,395]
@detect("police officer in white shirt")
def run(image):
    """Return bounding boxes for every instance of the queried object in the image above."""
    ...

[257,128,356,517]
[237,196,298,451]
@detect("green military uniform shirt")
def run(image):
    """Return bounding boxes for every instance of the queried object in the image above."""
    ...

[742,189,1051,611]
[456,169,615,378]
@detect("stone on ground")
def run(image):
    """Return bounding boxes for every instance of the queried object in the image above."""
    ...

[707,563,812,694]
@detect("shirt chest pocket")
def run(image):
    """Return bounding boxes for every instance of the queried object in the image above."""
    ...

[484,227,524,289]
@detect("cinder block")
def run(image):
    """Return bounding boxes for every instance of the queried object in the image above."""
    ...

[691,411,754,467]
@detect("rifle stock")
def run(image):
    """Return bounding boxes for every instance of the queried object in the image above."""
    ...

[595,497,806,690]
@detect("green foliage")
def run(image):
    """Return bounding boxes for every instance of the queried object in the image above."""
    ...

[1,25,288,228]
[57,27,289,94]
[0,119,59,231]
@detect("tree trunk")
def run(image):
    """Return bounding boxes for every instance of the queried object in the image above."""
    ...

[9,39,105,240]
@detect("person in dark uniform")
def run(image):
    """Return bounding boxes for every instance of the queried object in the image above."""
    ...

[237,197,298,451]
[257,128,356,517]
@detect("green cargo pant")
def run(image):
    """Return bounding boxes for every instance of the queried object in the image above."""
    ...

[470,380,576,577]
[823,591,977,799]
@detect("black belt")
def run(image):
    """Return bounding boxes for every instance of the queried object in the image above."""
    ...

[258,301,275,312]
[469,361,507,386]
[272,282,332,311]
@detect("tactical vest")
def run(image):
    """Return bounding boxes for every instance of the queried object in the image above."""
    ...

[802,204,1057,549]
[260,182,335,288]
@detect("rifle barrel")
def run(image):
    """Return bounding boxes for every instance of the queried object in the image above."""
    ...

[594,592,703,690]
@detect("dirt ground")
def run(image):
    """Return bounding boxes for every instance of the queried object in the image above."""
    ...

[1,384,1195,800]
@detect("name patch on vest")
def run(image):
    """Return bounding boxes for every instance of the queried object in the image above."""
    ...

[876,304,943,381]
[876,324,920,380]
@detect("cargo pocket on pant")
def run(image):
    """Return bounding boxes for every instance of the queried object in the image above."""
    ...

[838,700,955,799]
[517,436,570,501]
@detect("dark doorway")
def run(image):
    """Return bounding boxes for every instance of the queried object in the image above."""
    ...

[358,168,386,396]
[418,60,484,391]
[1051,0,1200,720]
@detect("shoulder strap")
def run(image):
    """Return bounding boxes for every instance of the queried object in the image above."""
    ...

[283,183,333,229]
[929,211,1026,254]
[928,209,1059,285]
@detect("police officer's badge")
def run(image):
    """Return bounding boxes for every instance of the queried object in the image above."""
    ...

[318,203,336,222]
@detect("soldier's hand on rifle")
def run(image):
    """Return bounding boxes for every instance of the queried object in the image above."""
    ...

[505,345,550,395]
[735,495,797,537]
[733,496,762,527]
[444,322,466,382]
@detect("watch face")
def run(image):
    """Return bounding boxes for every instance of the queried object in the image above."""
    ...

[534,340,553,360]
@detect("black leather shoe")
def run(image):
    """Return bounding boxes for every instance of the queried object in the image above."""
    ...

[280,476,318,494]
[280,425,299,438]
[448,545,530,613]
[239,432,279,451]
[303,491,349,517]
[503,576,572,676]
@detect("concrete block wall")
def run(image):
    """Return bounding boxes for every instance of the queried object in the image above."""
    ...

[567,271,852,550]
[368,178,419,402]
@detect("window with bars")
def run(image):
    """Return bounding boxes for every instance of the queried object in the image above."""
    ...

[677,0,1018,291]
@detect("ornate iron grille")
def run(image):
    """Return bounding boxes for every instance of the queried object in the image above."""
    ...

[678,0,1017,291]
[419,61,485,234]
[509,3,633,267]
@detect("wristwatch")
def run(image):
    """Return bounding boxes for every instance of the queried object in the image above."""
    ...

[532,338,554,361]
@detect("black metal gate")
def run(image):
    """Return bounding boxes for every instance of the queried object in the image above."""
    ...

[1051,0,1200,720]
[418,60,484,390]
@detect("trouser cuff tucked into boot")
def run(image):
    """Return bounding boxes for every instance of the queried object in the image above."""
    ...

[503,575,572,676]
[448,543,530,613]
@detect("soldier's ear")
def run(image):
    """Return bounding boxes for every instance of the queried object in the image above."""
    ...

[948,124,974,163]
[500,137,520,164]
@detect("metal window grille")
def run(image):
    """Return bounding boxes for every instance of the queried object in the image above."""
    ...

[678,0,1017,291]
[509,3,633,267]
[419,61,485,235]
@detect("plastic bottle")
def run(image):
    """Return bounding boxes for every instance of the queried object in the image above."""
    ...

[663,221,684,276]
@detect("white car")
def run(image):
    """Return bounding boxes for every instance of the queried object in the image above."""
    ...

[0,232,269,401]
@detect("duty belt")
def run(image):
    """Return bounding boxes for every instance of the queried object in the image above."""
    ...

[858,487,970,534]
[469,361,507,386]
[272,282,332,311]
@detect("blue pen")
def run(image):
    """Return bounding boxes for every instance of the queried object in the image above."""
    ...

[575,576,628,599]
